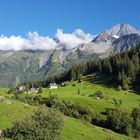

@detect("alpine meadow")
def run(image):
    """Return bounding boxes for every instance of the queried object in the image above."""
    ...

[0,0,140,140]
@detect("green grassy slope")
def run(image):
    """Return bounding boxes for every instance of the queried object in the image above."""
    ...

[62,118,133,140]
[0,96,134,140]
[0,77,138,140]
[41,75,140,114]
[0,89,35,129]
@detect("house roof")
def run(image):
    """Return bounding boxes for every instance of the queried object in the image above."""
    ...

[49,83,57,86]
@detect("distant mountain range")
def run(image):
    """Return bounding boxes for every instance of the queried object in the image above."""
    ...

[0,23,140,87]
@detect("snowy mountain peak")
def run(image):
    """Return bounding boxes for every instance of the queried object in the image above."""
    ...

[106,23,140,37]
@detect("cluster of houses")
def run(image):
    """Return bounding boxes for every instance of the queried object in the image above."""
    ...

[18,82,59,94]
[18,85,38,93]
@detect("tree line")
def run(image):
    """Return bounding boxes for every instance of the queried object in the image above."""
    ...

[26,44,140,91]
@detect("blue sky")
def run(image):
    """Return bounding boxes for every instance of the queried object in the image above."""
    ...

[0,0,139,36]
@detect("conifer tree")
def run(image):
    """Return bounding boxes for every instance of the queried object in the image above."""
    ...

[122,78,129,90]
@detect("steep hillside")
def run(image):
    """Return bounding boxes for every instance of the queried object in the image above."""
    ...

[112,34,140,54]
[34,44,140,92]
[0,88,134,140]
[0,49,100,87]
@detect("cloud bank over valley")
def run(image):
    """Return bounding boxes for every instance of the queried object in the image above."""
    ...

[0,29,93,51]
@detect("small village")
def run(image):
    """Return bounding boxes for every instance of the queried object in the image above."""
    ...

[17,82,59,94]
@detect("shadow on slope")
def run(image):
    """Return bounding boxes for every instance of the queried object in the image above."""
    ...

[83,73,117,89]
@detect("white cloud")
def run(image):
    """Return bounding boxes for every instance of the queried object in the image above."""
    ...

[26,32,57,50]
[0,35,26,51]
[0,32,57,51]
[0,29,93,51]
[56,29,93,50]
[73,29,93,42]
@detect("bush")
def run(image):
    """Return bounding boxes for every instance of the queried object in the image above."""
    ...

[72,84,76,86]
[122,79,129,90]
[131,108,140,138]
[14,94,43,105]
[45,94,92,121]
[38,87,42,94]
[33,95,43,103]
[106,109,133,136]
[92,113,106,127]
[113,98,122,108]
[7,88,15,94]
[94,90,104,99]
[93,108,140,138]
[117,85,122,91]
[4,107,63,140]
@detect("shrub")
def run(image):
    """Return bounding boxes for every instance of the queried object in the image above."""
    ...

[7,88,15,94]
[94,90,104,99]
[92,113,106,127]
[38,87,42,94]
[45,94,92,121]
[118,85,122,91]
[4,107,63,140]
[113,98,122,108]
[33,95,43,103]
[106,109,133,136]
[14,95,43,105]
[131,108,140,138]
[122,79,129,90]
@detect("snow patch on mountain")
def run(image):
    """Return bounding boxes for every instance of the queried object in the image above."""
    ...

[113,35,119,38]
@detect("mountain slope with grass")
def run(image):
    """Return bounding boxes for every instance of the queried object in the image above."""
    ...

[0,87,135,140]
